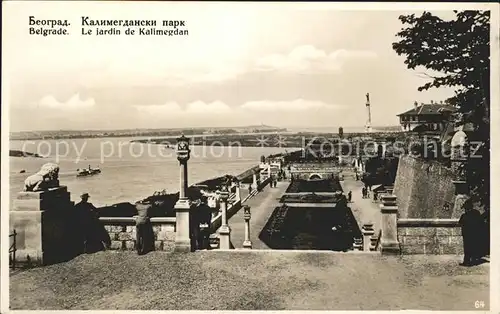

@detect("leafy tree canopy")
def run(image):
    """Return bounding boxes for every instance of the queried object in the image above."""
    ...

[393,10,490,209]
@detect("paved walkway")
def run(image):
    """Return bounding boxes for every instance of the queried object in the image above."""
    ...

[228,181,288,249]
[340,171,381,233]
[10,251,490,310]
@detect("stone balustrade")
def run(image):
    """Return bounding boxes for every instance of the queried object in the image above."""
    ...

[397,219,463,254]
[99,217,176,251]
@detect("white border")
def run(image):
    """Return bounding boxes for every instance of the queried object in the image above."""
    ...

[1,1,499,314]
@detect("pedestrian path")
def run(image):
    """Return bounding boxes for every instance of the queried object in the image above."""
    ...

[340,172,381,234]
[228,181,288,249]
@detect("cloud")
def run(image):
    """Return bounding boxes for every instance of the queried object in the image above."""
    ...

[241,99,341,112]
[133,100,232,116]
[255,45,378,73]
[186,101,232,114]
[36,94,95,110]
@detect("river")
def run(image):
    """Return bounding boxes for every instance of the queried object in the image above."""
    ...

[10,137,293,207]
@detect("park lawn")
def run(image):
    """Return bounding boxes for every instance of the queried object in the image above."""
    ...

[10,250,489,310]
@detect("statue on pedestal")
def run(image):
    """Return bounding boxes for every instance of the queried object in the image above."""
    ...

[24,163,60,192]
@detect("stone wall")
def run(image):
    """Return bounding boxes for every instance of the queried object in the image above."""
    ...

[393,155,457,218]
[397,219,463,255]
[99,217,176,252]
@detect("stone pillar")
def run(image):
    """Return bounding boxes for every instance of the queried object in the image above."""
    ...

[380,194,400,255]
[381,142,387,158]
[174,135,193,252]
[10,186,75,265]
[218,185,231,249]
[362,223,375,251]
[243,205,252,249]
[252,171,258,190]
[354,158,359,170]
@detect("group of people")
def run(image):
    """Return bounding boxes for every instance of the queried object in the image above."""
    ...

[361,186,371,199]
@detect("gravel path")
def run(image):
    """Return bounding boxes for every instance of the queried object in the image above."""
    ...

[10,251,489,310]
[229,181,288,249]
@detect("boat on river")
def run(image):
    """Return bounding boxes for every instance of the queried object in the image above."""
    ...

[77,167,101,177]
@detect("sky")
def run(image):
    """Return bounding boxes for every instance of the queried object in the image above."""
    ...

[3,2,465,132]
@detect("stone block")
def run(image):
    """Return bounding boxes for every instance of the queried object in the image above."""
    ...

[449,235,463,246]
[401,244,425,254]
[10,207,77,265]
[162,240,175,252]
[397,227,407,236]
[436,227,453,236]
[155,240,163,251]
[118,232,134,241]
[423,242,440,254]
[152,225,161,234]
[441,245,459,255]
[126,226,135,233]
[106,225,122,233]
[436,236,451,245]
[402,236,420,246]
[107,232,117,241]
[451,227,462,236]
[157,230,175,241]
[110,240,123,250]
[124,241,136,250]
[104,225,114,233]
[160,224,175,232]
[406,227,436,237]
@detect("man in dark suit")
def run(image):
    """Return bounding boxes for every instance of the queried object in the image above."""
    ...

[458,200,483,266]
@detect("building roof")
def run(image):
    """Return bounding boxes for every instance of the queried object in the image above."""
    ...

[397,104,456,117]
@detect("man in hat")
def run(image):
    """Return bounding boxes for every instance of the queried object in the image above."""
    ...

[459,199,483,266]
[75,193,97,213]
[74,193,100,253]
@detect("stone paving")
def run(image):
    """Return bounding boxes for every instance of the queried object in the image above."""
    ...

[340,171,382,234]
[227,181,288,249]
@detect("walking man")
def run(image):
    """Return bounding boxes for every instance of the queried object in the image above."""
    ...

[347,191,352,203]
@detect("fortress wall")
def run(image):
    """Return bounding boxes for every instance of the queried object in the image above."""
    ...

[394,156,456,219]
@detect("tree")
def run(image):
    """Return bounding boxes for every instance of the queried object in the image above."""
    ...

[338,126,344,139]
[393,10,490,210]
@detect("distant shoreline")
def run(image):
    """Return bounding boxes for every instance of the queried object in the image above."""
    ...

[9,126,401,141]
[9,150,44,158]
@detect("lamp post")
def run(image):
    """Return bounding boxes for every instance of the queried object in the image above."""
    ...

[243,205,252,249]
[174,134,193,252]
[218,184,231,249]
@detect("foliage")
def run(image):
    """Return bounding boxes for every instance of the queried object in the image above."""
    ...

[393,10,490,210]
[362,157,399,186]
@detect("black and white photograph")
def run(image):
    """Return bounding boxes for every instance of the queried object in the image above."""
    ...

[1,1,498,311]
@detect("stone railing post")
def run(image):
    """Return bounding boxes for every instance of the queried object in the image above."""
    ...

[243,205,252,249]
[218,186,231,249]
[362,223,375,251]
[235,183,241,202]
[380,194,400,255]
[251,171,258,190]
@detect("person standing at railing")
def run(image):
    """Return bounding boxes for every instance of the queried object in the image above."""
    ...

[459,200,483,266]
[74,193,103,253]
